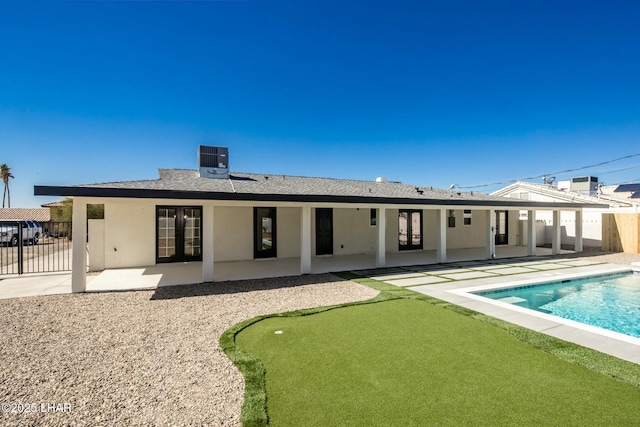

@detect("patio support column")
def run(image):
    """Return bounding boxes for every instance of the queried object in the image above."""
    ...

[486,209,496,259]
[552,210,561,255]
[202,204,214,282]
[376,207,386,267]
[71,197,87,293]
[574,210,583,253]
[436,208,446,263]
[527,210,536,256]
[301,205,312,274]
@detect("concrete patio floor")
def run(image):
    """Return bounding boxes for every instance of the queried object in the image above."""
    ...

[352,259,640,365]
[84,245,570,291]
[0,246,581,297]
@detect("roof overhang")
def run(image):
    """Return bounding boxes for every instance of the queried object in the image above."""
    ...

[34,185,608,209]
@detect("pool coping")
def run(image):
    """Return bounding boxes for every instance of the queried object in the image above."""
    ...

[408,263,640,365]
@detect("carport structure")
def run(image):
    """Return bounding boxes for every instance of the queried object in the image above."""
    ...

[34,169,606,293]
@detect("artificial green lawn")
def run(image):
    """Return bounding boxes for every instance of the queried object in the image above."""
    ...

[235,298,640,426]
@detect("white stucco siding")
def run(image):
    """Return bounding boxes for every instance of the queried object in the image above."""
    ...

[508,210,519,246]
[88,219,105,271]
[579,209,604,246]
[104,201,156,268]
[278,207,300,258]
[536,209,602,247]
[499,186,607,247]
[213,206,300,261]
[527,193,564,203]
[332,208,376,255]
[422,210,438,250]
[385,209,400,252]
[213,206,253,261]
[384,208,492,252]
[444,209,487,249]
[383,208,492,252]
[96,198,548,272]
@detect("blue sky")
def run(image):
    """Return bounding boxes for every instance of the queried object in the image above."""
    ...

[2,1,640,207]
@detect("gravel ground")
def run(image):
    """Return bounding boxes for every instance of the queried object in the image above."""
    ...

[1,250,638,426]
[553,247,640,265]
[0,274,378,426]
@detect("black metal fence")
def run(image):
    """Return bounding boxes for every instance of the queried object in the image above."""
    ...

[0,221,73,275]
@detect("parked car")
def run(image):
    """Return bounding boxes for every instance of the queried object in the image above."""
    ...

[0,220,42,246]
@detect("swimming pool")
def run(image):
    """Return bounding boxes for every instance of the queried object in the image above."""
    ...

[473,272,640,339]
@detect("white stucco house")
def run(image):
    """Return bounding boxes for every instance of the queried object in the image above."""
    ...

[34,147,605,293]
[492,179,640,248]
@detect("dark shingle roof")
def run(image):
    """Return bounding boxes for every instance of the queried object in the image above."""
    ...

[34,169,606,208]
[81,169,504,201]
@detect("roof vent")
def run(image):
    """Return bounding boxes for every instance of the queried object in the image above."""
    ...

[376,176,387,183]
[198,146,229,179]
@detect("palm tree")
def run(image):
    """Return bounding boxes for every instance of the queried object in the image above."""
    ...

[1,164,14,208]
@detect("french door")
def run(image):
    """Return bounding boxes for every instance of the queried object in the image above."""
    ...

[399,209,423,250]
[495,210,508,245]
[156,206,203,263]
[315,208,333,255]
[254,207,277,259]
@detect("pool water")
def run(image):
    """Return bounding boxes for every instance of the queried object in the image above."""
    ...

[474,272,640,339]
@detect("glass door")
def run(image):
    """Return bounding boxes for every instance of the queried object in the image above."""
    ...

[254,207,277,259]
[183,208,201,258]
[157,207,177,261]
[157,206,203,263]
[399,209,423,250]
[315,208,333,255]
[495,210,508,245]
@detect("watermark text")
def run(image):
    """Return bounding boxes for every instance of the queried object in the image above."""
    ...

[1,403,72,414]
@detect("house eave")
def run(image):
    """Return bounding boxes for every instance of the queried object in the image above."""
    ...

[34,185,607,209]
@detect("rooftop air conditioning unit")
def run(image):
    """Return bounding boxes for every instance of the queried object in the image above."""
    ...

[570,176,598,196]
[198,146,229,179]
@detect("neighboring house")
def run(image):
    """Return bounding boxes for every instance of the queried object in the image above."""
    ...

[0,208,51,240]
[34,147,605,293]
[41,201,66,222]
[598,183,640,207]
[492,180,640,248]
[0,205,74,239]
[0,208,50,223]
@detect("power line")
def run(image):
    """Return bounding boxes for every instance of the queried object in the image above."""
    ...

[586,164,640,176]
[604,177,640,186]
[458,152,640,189]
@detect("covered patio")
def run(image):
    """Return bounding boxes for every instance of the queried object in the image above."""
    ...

[34,163,605,293]
[86,245,572,292]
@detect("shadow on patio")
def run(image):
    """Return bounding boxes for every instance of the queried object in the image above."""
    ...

[149,273,349,300]
[87,245,592,295]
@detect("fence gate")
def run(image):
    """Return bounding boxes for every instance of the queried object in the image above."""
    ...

[0,221,73,276]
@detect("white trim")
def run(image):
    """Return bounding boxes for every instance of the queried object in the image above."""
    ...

[436,208,446,263]
[552,210,561,255]
[376,208,386,267]
[71,197,87,293]
[300,206,311,274]
[527,210,536,256]
[486,209,495,259]
[575,210,583,252]
[202,204,214,282]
